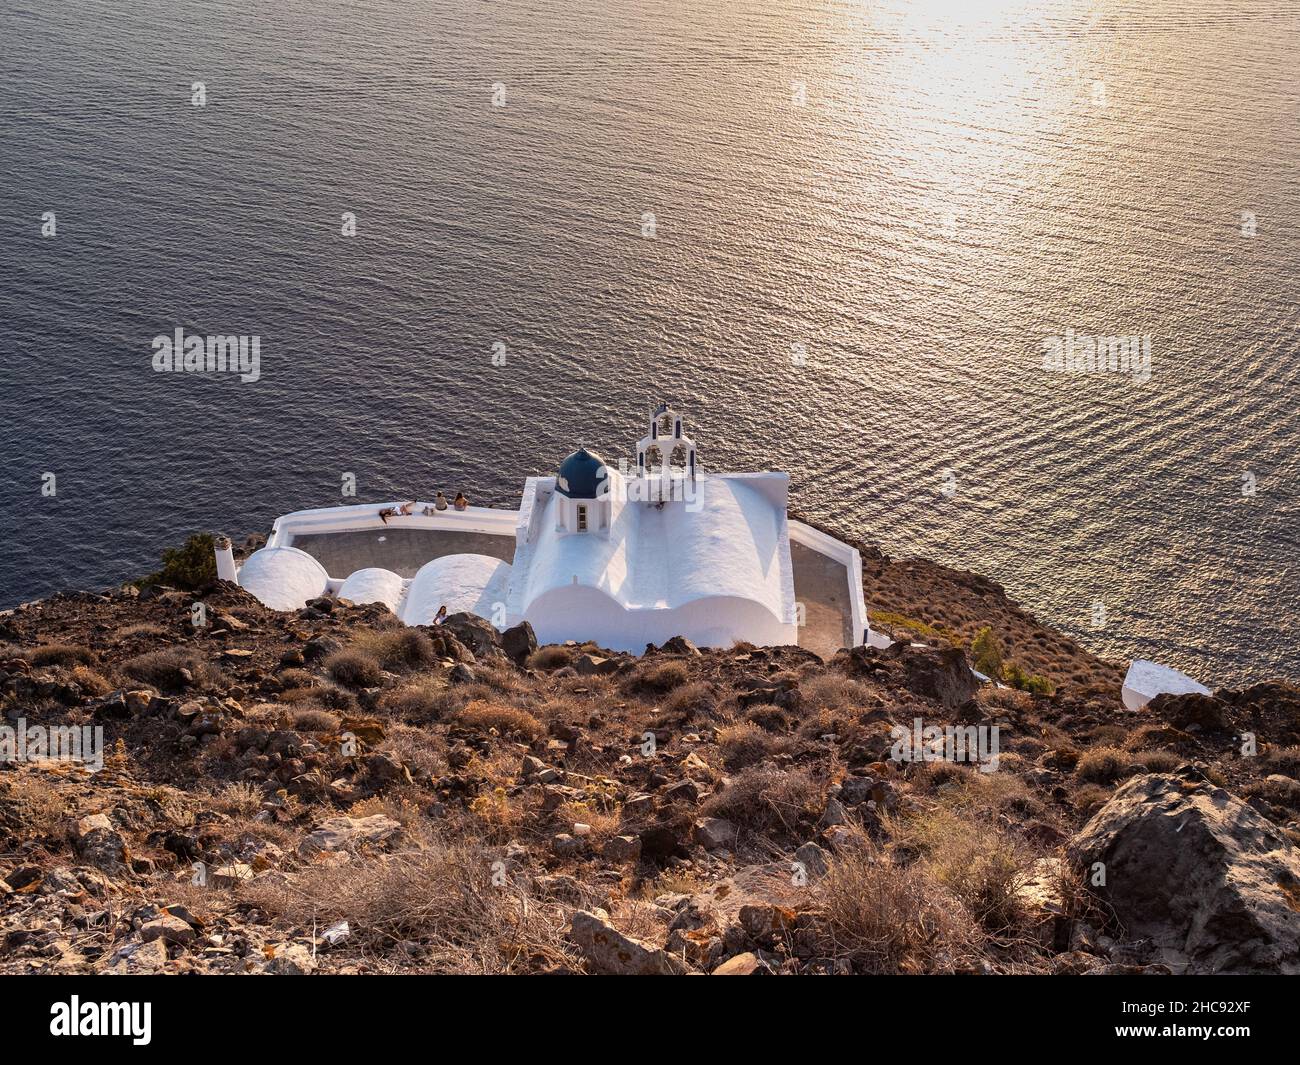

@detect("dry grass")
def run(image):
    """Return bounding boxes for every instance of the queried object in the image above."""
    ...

[282,705,341,733]
[26,643,98,668]
[1075,746,1137,784]
[800,673,868,712]
[454,700,542,740]
[717,719,786,770]
[659,680,718,720]
[890,805,1037,932]
[381,675,459,720]
[325,649,384,688]
[1072,783,1113,817]
[816,837,984,973]
[70,665,115,696]
[1262,745,1300,778]
[1131,749,1182,773]
[1,775,70,837]
[378,723,446,779]
[114,623,168,640]
[702,764,824,838]
[121,647,223,691]
[527,645,573,671]
[210,781,264,817]
[242,831,574,972]
[350,629,437,672]
[627,659,690,695]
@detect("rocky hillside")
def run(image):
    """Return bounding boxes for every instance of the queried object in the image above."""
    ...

[1,554,1298,975]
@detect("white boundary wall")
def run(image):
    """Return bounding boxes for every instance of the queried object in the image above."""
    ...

[788,519,868,648]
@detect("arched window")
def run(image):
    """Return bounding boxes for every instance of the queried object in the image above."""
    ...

[644,444,663,471]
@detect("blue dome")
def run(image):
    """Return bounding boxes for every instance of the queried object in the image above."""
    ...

[557,448,607,499]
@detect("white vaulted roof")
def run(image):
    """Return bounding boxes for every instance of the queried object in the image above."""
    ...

[511,472,793,625]
[337,568,405,612]
[401,553,512,626]
[237,546,329,611]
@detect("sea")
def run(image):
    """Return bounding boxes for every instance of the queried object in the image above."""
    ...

[1,0,1297,685]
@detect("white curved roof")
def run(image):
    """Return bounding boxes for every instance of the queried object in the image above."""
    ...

[512,473,791,624]
[237,546,329,611]
[1122,659,1212,711]
[401,553,512,626]
[337,567,404,612]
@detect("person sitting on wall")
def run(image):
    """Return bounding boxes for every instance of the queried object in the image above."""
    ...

[434,491,449,511]
[399,500,416,515]
[378,506,398,524]
[453,492,469,511]
[433,605,448,625]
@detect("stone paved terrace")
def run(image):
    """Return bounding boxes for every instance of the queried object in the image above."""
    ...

[790,539,856,659]
[288,525,855,658]
[290,528,515,579]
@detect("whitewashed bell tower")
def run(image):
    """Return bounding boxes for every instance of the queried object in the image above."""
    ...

[636,403,696,480]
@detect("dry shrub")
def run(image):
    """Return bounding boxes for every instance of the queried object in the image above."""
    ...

[276,668,319,689]
[351,629,437,672]
[1132,749,1182,773]
[382,675,459,720]
[283,705,340,733]
[114,623,167,639]
[892,806,1036,931]
[660,680,717,720]
[702,764,824,837]
[455,700,541,740]
[718,720,783,770]
[325,649,383,688]
[211,781,264,817]
[26,643,97,668]
[242,832,573,972]
[801,674,867,712]
[556,799,620,844]
[527,645,573,671]
[1246,774,1300,811]
[628,659,690,695]
[1072,783,1112,817]
[1075,746,1137,784]
[2,776,70,837]
[1262,746,1300,777]
[378,723,445,779]
[70,665,114,696]
[280,682,357,712]
[816,838,983,973]
[122,647,223,691]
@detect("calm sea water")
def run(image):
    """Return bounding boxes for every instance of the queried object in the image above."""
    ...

[1,0,1297,685]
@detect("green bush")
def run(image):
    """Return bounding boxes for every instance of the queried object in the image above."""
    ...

[140,533,217,590]
[969,626,1003,678]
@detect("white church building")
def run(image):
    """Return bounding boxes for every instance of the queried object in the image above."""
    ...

[220,406,867,655]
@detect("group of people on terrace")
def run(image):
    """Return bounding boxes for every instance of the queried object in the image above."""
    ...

[378,491,469,524]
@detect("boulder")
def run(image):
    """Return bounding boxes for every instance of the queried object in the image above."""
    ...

[501,621,538,666]
[440,613,504,662]
[568,910,686,975]
[794,841,830,881]
[603,835,643,863]
[713,951,768,975]
[72,814,128,874]
[1069,772,1300,974]
[263,943,316,975]
[140,913,197,946]
[100,938,170,975]
[661,636,702,657]
[574,653,620,677]
[694,818,737,851]
[898,645,979,709]
[298,815,402,857]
